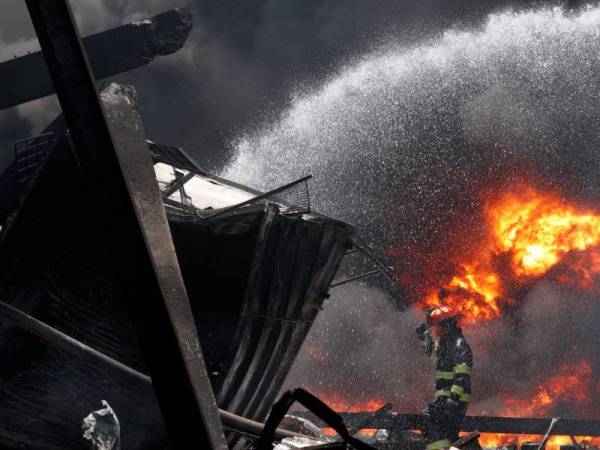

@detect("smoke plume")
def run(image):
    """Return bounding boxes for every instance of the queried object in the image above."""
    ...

[227,4,600,419]
[2,0,600,421]
[1,0,546,167]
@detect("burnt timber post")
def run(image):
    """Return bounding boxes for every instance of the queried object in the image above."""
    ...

[23,1,227,448]
[293,412,600,437]
[0,8,192,111]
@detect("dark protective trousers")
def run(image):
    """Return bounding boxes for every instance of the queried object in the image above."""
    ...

[419,401,464,450]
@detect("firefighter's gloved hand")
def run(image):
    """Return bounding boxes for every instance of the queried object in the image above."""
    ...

[416,323,428,341]
[431,397,446,409]
[420,401,443,430]
[439,398,462,424]
[445,398,461,415]
[424,397,446,424]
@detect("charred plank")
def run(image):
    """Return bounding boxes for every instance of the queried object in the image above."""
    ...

[292,412,600,437]
[0,8,192,110]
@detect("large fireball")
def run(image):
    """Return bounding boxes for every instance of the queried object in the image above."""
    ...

[418,186,600,324]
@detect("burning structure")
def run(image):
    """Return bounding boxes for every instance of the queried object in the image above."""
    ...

[0,3,354,449]
[2,1,600,450]
[291,182,600,449]
[218,5,600,448]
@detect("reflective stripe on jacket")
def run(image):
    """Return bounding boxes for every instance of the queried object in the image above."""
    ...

[429,329,472,408]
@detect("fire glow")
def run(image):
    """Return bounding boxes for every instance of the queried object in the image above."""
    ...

[315,392,385,414]
[310,361,600,448]
[316,393,384,438]
[499,360,593,418]
[477,360,600,450]
[477,433,600,449]
[409,186,600,447]
[420,186,600,324]
[305,185,600,448]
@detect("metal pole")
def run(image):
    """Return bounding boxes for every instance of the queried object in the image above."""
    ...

[330,270,382,287]
[206,175,312,219]
[569,435,583,450]
[537,417,560,450]
[353,234,398,286]
[23,1,226,447]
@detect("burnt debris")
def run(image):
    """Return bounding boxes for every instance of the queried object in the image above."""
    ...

[0,8,192,111]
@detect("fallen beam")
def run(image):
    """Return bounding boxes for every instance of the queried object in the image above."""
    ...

[0,298,305,443]
[0,299,152,384]
[292,413,600,437]
[24,0,223,447]
[0,8,192,110]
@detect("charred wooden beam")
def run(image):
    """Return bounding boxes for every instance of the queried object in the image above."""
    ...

[23,0,224,448]
[0,8,192,110]
[292,412,600,437]
[348,403,393,436]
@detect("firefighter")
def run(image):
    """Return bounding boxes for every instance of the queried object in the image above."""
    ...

[416,305,472,450]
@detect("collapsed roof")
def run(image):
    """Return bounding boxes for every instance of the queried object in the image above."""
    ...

[0,77,353,450]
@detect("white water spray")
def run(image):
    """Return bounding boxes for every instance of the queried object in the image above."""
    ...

[230,4,600,415]
[223,5,600,245]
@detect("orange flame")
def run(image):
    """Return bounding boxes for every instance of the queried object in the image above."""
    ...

[499,360,593,417]
[417,186,600,324]
[478,433,600,450]
[316,391,385,413]
[479,361,596,450]
[492,189,600,279]
[424,261,504,324]
[315,392,384,438]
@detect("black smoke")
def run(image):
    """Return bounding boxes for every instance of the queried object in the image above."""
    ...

[3,0,599,423]
[219,3,600,419]
[1,0,556,168]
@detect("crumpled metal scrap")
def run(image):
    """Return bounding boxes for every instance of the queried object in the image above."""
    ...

[82,400,121,450]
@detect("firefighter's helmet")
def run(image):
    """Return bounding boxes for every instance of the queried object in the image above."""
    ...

[426,305,457,326]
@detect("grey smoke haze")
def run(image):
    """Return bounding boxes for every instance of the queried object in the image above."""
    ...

[283,284,432,411]
[3,0,600,420]
[222,4,600,418]
[285,281,600,417]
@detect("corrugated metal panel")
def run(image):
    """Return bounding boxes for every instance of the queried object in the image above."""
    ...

[217,205,353,448]
[0,131,355,449]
